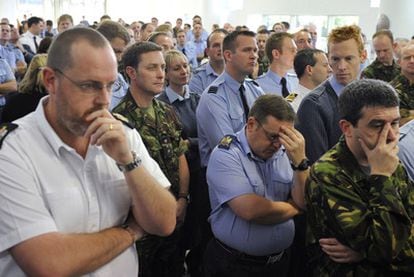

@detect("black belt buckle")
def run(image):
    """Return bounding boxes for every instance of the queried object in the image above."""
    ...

[266,250,284,264]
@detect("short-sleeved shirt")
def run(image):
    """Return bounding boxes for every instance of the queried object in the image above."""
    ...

[196,71,264,167]
[0,97,171,276]
[189,63,221,94]
[207,129,295,256]
[399,119,414,181]
[256,70,298,96]
[306,136,414,276]
[113,91,187,197]
[19,31,42,54]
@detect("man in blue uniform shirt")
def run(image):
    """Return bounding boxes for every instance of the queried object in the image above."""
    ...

[399,119,414,181]
[196,30,264,168]
[204,94,308,277]
[189,29,228,94]
[256,32,298,96]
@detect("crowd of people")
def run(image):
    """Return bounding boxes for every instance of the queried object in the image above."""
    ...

[0,11,413,277]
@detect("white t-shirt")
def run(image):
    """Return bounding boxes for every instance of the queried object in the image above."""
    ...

[0,97,170,276]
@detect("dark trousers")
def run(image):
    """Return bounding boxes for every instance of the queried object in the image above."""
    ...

[186,166,213,277]
[203,238,290,277]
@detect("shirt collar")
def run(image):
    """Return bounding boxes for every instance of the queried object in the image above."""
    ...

[236,126,285,163]
[206,63,220,77]
[328,75,346,96]
[34,96,99,157]
[223,71,244,93]
[165,85,190,103]
[266,70,284,84]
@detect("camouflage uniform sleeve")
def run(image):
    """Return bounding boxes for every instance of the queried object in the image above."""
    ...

[360,66,374,80]
[165,105,188,157]
[306,163,414,265]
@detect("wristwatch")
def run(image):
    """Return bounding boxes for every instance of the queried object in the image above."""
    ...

[116,151,142,172]
[290,158,310,171]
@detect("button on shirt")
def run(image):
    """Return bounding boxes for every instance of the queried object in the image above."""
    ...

[189,63,221,95]
[196,71,265,167]
[399,119,414,181]
[0,97,171,277]
[207,129,295,256]
[256,70,298,96]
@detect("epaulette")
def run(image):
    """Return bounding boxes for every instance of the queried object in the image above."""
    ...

[0,123,18,149]
[208,86,218,94]
[112,113,134,129]
[193,64,207,73]
[218,135,236,150]
[285,92,298,103]
[245,78,260,87]
[287,72,298,78]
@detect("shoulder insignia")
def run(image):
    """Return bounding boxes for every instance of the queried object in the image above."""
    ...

[218,135,236,150]
[287,72,298,78]
[285,92,298,103]
[0,123,18,149]
[208,86,218,94]
[112,112,134,129]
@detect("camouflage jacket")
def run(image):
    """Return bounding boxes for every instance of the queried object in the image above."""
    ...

[257,54,269,77]
[390,73,414,122]
[305,136,414,276]
[112,90,187,197]
[360,59,400,82]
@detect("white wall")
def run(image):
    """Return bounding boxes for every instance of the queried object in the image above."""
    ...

[1,0,411,40]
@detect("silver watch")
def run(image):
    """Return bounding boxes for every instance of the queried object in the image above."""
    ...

[116,151,142,172]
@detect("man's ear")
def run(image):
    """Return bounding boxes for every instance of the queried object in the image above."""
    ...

[125,66,137,80]
[42,67,56,96]
[271,49,280,60]
[223,49,232,63]
[305,64,313,76]
[360,49,367,64]
[339,119,353,137]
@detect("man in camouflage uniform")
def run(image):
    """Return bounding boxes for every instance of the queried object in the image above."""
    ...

[113,42,189,277]
[390,43,414,125]
[255,29,270,78]
[306,79,414,276]
[361,29,400,82]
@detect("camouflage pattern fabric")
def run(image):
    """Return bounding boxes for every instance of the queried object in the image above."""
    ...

[113,91,188,277]
[390,73,414,123]
[360,59,400,82]
[113,90,187,198]
[305,136,414,276]
[257,54,269,77]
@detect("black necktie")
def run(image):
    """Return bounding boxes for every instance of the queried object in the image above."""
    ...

[239,84,249,122]
[182,48,186,55]
[33,36,39,52]
[281,77,289,97]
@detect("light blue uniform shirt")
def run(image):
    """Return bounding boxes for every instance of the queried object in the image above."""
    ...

[328,75,346,97]
[196,71,264,167]
[176,42,198,70]
[110,73,129,110]
[189,63,221,94]
[256,70,298,96]
[399,119,414,181]
[0,59,15,106]
[207,128,295,255]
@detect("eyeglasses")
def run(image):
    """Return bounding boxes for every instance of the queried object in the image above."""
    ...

[53,68,121,94]
[256,119,280,144]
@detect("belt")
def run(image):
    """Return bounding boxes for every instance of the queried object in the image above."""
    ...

[214,238,285,265]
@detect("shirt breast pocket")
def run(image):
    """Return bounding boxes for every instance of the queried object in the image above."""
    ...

[270,176,292,201]
[101,179,131,226]
[228,105,245,131]
[44,187,86,232]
